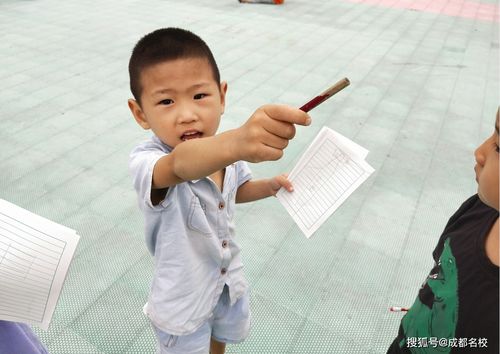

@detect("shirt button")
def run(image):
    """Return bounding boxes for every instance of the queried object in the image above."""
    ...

[221,268,227,275]
[218,202,225,210]
[222,240,228,248]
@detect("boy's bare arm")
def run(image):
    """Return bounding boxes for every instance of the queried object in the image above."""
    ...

[152,130,240,188]
[236,179,274,203]
[152,105,310,189]
[236,174,292,203]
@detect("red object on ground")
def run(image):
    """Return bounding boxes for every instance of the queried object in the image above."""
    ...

[239,0,284,4]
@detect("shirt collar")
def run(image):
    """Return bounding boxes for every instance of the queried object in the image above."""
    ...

[152,135,173,153]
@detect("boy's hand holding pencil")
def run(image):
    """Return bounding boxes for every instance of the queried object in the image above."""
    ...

[233,104,311,163]
[230,77,350,164]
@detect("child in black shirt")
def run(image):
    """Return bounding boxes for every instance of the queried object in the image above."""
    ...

[387,109,499,353]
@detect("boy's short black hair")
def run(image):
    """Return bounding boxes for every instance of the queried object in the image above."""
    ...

[128,28,221,104]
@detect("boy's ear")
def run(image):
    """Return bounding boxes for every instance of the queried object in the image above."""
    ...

[219,81,228,115]
[128,99,150,130]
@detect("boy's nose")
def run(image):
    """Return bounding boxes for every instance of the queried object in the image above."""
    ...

[177,106,198,124]
[474,143,486,166]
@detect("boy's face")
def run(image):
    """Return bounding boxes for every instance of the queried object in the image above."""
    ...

[128,57,227,147]
[474,110,499,210]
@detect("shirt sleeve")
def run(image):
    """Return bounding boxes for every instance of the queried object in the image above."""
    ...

[129,143,167,210]
[0,321,48,354]
[236,160,252,187]
[432,194,478,261]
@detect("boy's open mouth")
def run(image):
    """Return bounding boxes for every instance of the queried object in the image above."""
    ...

[181,131,203,141]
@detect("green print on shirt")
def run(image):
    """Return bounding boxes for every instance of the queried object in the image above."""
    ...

[400,239,458,353]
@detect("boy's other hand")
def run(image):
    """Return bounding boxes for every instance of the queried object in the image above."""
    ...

[269,173,293,196]
[234,104,311,163]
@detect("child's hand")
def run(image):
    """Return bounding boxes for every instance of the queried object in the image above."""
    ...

[234,104,310,163]
[269,173,293,196]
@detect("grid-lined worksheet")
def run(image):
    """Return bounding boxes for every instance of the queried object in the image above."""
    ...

[277,127,374,238]
[0,199,79,329]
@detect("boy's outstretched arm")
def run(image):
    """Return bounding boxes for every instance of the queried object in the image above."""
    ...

[152,105,310,189]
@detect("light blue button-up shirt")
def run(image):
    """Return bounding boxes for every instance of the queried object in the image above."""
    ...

[129,136,252,336]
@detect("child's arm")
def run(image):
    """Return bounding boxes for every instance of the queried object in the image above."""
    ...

[151,105,310,189]
[236,174,292,203]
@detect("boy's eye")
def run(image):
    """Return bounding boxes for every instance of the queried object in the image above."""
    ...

[194,93,207,100]
[159,99,173,105]
[495,144,499,153]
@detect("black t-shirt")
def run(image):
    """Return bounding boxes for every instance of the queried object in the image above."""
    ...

[388,194,499,354]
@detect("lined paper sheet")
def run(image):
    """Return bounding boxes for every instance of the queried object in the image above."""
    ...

[277,127,374,238]
[0,199,79,330]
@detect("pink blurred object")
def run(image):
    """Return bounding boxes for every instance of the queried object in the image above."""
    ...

[348,0,499,22]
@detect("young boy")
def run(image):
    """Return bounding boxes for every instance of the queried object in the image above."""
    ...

[387,109,499,353]
[127,28,310,354]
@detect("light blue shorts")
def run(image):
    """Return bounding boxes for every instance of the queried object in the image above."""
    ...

[153,286,251,354]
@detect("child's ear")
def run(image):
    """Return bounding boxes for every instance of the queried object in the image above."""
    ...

[219,81,228,114]
[128,99,150,130]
